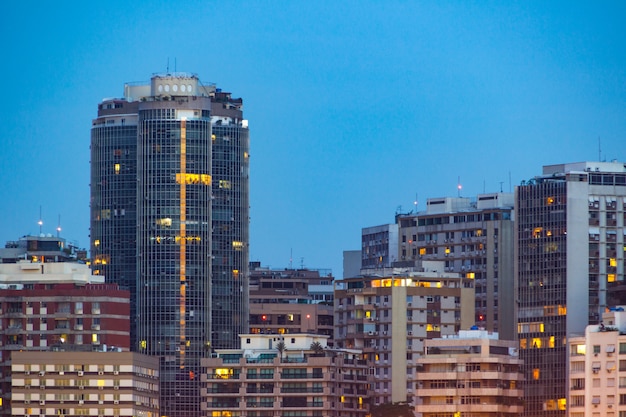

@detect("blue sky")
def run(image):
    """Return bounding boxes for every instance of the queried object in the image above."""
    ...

[1,1,625,276]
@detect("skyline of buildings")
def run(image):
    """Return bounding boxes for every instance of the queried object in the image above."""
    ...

[1,61,624,417]
[90,73,250,417]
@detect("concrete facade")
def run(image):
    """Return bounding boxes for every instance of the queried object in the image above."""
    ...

[416,329,524,416]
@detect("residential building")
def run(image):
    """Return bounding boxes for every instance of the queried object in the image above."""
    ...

[90,73,250,417]
[515,161,626,416]
[334,261,475,407]
[568,307,626,417]
[202,334,369,417]
[415,329,524,416]
[361,223,399,269]
[0,262,130,416]
[395,193,515,339]
[0,234,84,263]
[10,351,159,417]
[248,264,334,342]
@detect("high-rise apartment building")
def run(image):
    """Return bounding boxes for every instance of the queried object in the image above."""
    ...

[395,193,515,339]
[416,329,524,416]
[568,307,626,417]
[334,261,475,407]
[249,263,335,342]
[515,161,626,416]
[90,73,250,417]
[0,261,130,416]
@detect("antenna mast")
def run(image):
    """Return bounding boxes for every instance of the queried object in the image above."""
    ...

[38,206,43,234]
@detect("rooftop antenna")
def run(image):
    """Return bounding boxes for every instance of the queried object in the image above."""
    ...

[598,136,602,162]
[38,206,43,234]
[499,182,504,193]
[457,176,462,197]
[175,58,177,73]
[166,58,170,74]
[508,171,512,192]
[300,257,305,270]
[413,193,418,213]
[56,214,62,238]
[289,248,293,269]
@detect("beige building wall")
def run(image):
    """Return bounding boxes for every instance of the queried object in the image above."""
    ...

[10,351,159,417]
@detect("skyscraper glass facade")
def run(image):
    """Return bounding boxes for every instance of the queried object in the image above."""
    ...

[90,74,250,417]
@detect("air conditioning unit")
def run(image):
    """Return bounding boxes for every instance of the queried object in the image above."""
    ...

[114,370,119,375]
[40,385,45,390]
[78,371,84,376]
[99,386,104,390]
[114,400,119,404]
[114,386,119,390]
[79,386,85,390]
[25,385,30,389]
[99,400,104,404]
[25,370,30,375]
[39,371,45,376]
[98,371,104,375]
[79,400,84,405]
[24,400,30,404]
[59,371,64,375]
[408,331,413,335]
[39,400,45,405]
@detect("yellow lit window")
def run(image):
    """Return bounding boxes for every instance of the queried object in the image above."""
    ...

[576,344,586,355]
[232,269,239,278]
[520,338,527,349]
[97,379,105,387]
[466,273,475,279]
[419,248,426,255]
[155,218,172,227]
[532,338,542,348]
[340,396,345,403]
[549,336,555,348]
[219,180,232,189]
[475,229,483,236]
[445,247,451,254]
[214,368,234,379]
[610,258,617,267]
[609,274,616,282]
[546,197,555,205]
[381,279,392,287]
[94,239,100,247]
[114,163,120,174]
[558,305,567,315]
[532,368,540,380]
[365,311,371,319]
[558,398,566,410]
[532,227,543,238]
[232,241,244,250]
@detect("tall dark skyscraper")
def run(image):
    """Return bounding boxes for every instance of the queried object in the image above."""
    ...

[90,73,249,417]
[515,161,626,417]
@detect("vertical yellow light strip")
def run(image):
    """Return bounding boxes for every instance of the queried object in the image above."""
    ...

[179,118,187,369]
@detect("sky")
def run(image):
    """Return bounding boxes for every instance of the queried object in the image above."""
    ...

[1,1,625,277]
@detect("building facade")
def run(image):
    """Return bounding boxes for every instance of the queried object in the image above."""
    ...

[395,193,515,339]
[361,224,399,270]
[568,307,626,417]
[249,264,334,342]
[515,161,626,416]
[334,261,475,407]
[10,351,159,417]
[415,329,524,416]
[90,73,250,417]
[202,334,369,417]
[0,262,130,416]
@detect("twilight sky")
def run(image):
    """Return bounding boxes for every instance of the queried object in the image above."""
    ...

[1,1,625,277]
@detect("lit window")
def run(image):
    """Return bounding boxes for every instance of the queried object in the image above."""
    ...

[610,258,617,267]
[546,197,555,205]
[533,368,540,380]
[609,274,616,283]
[114,163,120,174]
[466,273,475,279]
[419,248,426,255]
[232,241,244,250]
